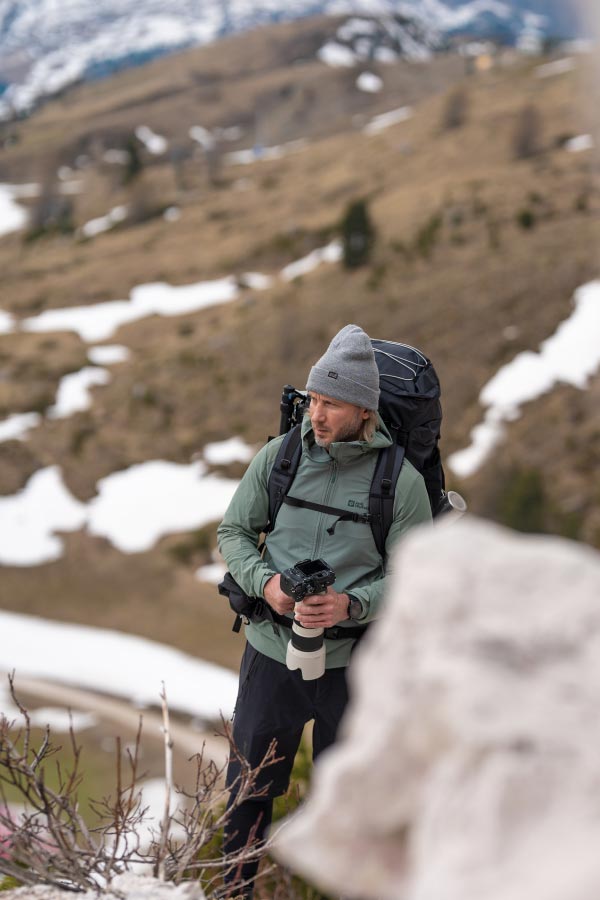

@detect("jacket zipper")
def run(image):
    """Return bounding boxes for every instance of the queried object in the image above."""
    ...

[312,459,338,559]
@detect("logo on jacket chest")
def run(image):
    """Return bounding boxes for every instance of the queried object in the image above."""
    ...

[348,499,366,510]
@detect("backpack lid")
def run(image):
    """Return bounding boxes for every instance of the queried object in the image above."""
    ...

[371,339,440,400]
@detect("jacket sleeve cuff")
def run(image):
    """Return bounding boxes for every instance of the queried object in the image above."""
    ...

[259,569,278,597]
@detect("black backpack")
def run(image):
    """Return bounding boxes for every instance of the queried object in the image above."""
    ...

[267,339,452,560]
[372,339,445,517]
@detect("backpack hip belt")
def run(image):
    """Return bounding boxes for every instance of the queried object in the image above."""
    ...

[218,571,369,639]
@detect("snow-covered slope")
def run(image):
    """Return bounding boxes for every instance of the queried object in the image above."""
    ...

[0,0,580,118]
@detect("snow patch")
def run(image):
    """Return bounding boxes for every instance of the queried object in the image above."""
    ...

[0,609,238,720]
[135,125,168,155]
[0,412,42,443]
[565,134,594,153]
[224,139,307,166]
[80,205,128,238]
[280,241,342,281]
[535,57,576,78]
[337,18,380,41]
[189,125,217,150]
[448,280,600,479]
[163,206,181,222]
[318,42,357,67]
[0,184,30,236]
[0,466,88,566]
[0,309,16,334]
[88,344,131,365]
[238,271,274,291]
[356,71,383,93]
[22,276,240,342]
[374,46,399,63]
[196,562,227,585]
[0,434,250,564]
[0,689,98,732]
[47,366,111,418]
[203,437,255,466]
[363,106,412,135]
[86,460,239,553]
[31,708,98,732]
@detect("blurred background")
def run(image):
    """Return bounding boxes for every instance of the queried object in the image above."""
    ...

[0,0,598,846]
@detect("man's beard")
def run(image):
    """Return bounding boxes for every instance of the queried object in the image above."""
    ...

[313,414,364,449]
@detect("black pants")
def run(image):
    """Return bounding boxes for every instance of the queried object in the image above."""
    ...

[222,642,349,898]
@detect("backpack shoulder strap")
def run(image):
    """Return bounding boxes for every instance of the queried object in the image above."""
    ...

[369,443,405,560]
[266,424,303,533]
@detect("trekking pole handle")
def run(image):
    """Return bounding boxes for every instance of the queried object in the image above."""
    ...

[436,490,468,520]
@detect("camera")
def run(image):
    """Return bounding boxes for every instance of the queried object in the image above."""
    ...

[281,559,335,681]
[280,558,336,603]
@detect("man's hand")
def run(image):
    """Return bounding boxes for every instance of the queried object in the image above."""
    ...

[294,586,349,629]
[263,574,295,615]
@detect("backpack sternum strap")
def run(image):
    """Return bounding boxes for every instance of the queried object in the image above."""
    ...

[369,443,405,559]
[282,494,371,535]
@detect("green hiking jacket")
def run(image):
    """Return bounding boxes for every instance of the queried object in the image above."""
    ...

[217,414,432,667]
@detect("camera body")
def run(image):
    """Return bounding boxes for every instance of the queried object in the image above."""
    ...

[280,558,336,603]
[281,559,335,681]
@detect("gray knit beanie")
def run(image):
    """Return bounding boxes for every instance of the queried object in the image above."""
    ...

[306,324,380,410]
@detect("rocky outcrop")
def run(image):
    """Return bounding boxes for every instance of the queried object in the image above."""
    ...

[272,517,600,900]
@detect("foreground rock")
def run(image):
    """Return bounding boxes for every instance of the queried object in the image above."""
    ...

[272,517,600,900]
[4,873,205,899]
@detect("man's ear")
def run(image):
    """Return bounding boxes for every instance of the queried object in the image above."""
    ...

[360,408,370,421]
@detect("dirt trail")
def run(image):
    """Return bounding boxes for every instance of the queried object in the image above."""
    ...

[7,675,230,769]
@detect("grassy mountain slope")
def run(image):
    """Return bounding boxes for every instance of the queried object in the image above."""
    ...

[0,18,598,670]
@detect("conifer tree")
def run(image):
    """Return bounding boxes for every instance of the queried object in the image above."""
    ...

[123,134,143,184]
[341,199,375,269]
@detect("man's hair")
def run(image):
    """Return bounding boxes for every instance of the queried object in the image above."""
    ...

[360,409,379,443]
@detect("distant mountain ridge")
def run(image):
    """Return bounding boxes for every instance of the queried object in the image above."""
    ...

[0,0,583,119]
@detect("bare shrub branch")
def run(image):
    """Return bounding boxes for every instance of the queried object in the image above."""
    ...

[0,676,287,898]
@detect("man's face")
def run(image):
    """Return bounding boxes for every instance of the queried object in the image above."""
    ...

[308,392,370,448]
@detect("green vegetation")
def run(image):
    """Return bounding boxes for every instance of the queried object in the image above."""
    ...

[414,212,442,259]
[0,725,134,821]
[123,134,143,185]
[512,104,543,160]
[168,525,215,565]
[493,466,583,541]
[341,199,375,269]
[441,87,469,130]
[24,192,75,242]
[70,422,97,456]
[497,466,546,533]
[266,738,332,900]
[516,208,536,230]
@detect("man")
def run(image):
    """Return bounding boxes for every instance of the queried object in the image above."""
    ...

[217,324,431,897]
